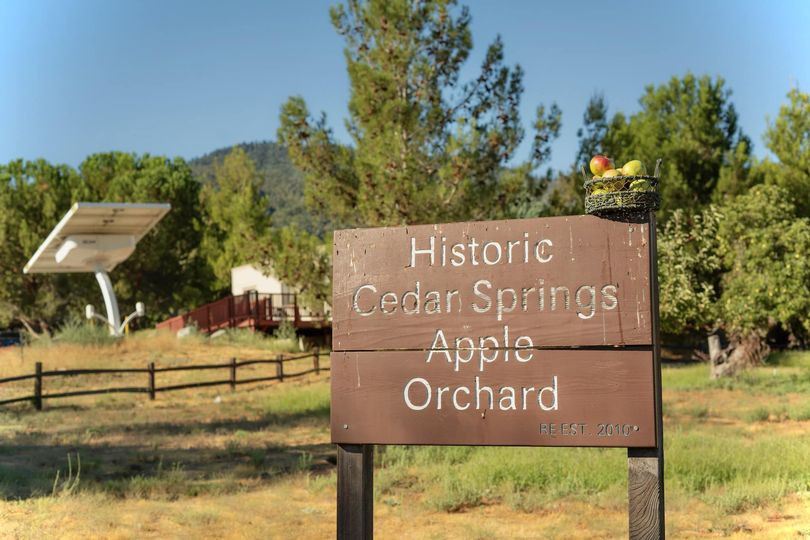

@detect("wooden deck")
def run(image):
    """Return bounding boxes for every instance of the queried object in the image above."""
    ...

[156,292,329,335]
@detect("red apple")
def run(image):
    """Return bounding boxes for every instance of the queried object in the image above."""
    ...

[589,155,614,176]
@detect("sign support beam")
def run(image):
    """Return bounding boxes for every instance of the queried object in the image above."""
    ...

[628,210,665,540]
[337,443,373,540]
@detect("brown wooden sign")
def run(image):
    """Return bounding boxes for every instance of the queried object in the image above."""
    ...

[333,215,652,351]
[331,213,665,539]
[332,350,655,447]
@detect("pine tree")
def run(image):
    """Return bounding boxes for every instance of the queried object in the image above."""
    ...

[200,147,270,292]
[278,0,558,227]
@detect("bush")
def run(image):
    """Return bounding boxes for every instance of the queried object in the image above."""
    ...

[48,316,116,346]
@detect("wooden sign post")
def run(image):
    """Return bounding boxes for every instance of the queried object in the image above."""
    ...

[332,213,664,539]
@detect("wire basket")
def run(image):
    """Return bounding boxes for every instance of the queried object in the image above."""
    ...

[583,159,661,215]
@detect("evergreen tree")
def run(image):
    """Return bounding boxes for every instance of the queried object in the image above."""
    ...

[272,0,560,304]
[754,87,810,216]
[603,73,751,217]
[0,160,88,333]
[544,94,610,217]
[200,147,271,292]
[575,93,609,167]
[278,0,558,227]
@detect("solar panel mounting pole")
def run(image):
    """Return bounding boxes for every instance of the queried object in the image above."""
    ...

[94,265,122,336]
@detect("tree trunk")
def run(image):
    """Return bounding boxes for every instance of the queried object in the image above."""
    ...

[710,332,769,379]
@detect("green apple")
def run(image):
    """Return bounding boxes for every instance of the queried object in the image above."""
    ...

[629,179,653,192]
[601,169,623,191]
[621,160,646,176]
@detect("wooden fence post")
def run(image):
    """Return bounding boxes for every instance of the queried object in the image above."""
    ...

[230,357,237,391]
[148,362,156,400]
[275,355,284,382]
[34,361,42,411]
[313,347,320,375]
[337,444,373,540]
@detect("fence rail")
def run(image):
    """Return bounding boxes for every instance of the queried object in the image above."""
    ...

[0,348,328,410]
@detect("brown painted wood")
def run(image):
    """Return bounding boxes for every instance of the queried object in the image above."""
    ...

[337,444,373,540]
[333,215,652,351]
[331,350,655,447]
[229,357,237,391]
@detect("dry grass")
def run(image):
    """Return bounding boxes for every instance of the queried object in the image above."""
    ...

[0,329,299,376]
[0,336,809,539]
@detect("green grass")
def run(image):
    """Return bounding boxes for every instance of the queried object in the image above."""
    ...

[372,425,810,516]
[663,351,810,395]
[263,383,330,421]
[368,354,810,516]
[378,445,627,512]
[214,328,300,352]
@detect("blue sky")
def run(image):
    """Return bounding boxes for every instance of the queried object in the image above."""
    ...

[2,0,808,174]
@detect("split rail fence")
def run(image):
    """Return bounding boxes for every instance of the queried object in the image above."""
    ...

[0,348,327,411]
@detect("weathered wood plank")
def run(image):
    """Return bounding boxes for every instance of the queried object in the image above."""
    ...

[628,453,663,539]
[331,350,655,447]
[337,444,373,540]
[333,215,652,351]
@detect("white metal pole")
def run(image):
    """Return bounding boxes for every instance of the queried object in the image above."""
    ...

[94,267,122,336]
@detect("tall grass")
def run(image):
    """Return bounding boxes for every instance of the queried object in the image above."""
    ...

[374,427,810,515]
[667,429,810,512]
[30,317,117,347]
[215,328,300,352]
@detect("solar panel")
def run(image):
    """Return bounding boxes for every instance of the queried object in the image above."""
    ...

[23,202,171,274]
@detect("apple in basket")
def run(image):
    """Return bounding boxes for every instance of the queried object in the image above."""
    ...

[601,169,623,192]
[621,160,646,176]
[589,155,614,176]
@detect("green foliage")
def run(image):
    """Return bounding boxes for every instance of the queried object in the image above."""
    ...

[657,184,810,344]
[258,225,331,313]
[575,93,609,167]
[603,73,752,217]
[543,94,609,217]
[718,184,810,340]
[758,87,810,216]
[273,0,560,298]
[0,159,90,331]
[190,141,327,234]
[657,206,723,334]
[200,147,271,291]
[272,319,297,341]
[278,0,558,229]
[0,154,215,331]
[541,169,583,217]
[84,153,214,325]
